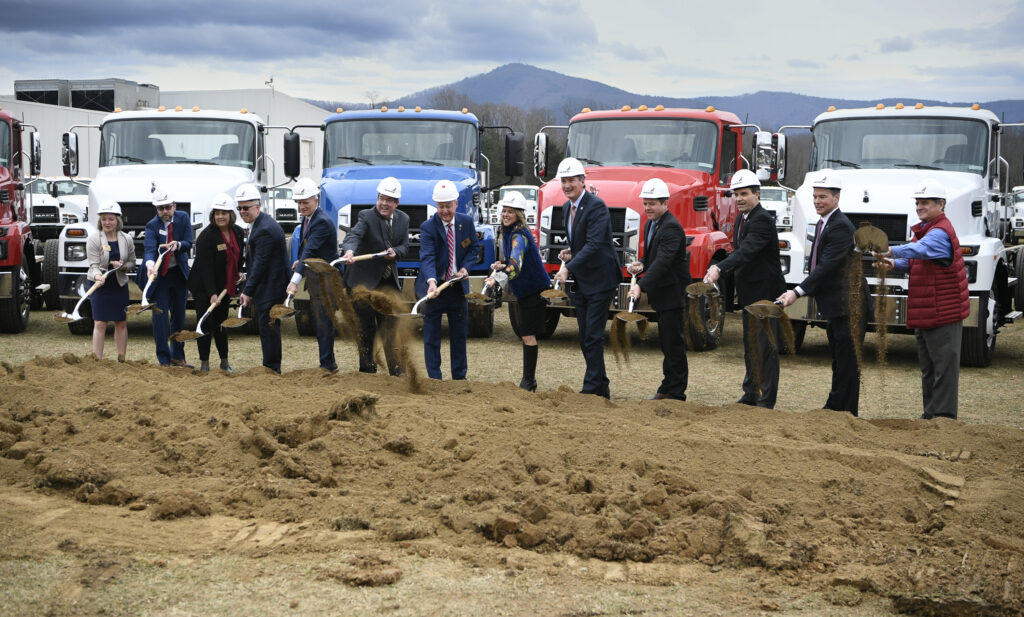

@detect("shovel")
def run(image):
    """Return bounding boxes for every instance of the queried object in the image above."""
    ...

[126,246,171,316]
[221,304,251,329]
[853,222,889,254]
[743,300,796,353]
[303,251,389,274]
[541,260,569,305]
[403,274,467,319]
[615,276,648,329]
[268,293,296,321]
[466,268,499,306]
[170,289,228,343]
[54,266,120,323]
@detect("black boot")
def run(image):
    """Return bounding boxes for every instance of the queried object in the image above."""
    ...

[519,344,538,392]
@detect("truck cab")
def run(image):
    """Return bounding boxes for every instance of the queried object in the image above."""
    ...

[285,107,523,338]
[0,108,42,332]
[773,104,1019,366]
[56,107,276,333]
[533,106,745,349]
[490,185,538,227]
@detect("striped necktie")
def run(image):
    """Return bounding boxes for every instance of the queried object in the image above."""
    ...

[446,223,455,280]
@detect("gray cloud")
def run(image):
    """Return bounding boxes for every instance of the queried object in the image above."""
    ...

[788,59,823,69]
[927,0,1024,50]
[879,37,914,53]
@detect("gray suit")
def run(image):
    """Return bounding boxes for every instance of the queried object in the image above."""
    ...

[340,206,410,374]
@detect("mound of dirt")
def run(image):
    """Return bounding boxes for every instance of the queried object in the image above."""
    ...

[1,354,1023,614]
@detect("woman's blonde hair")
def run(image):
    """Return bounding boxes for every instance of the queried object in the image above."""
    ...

[96,213,123,232]
[496,208,527,244]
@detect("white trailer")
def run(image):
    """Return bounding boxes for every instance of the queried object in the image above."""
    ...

[770,104,1022,367]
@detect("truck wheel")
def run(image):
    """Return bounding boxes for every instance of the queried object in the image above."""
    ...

[294,299,316,337]
[961,290,996,367]
[63,297,94,335]
[523,308,561,340]
[29,240,44,310]
[686,289,724,351]
[42,240,61,310]
[0,254,31,333]
[467,302,495,338]
[1014,252,1024,312]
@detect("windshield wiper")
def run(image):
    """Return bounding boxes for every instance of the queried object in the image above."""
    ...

[823,158,861,169]
[175,159,217,165]
[401,159,442,166]
[894,163,941,170]
[337,156,373,165]
[576,157,603,166]
[631,161,672,168]
[111,155,146,164]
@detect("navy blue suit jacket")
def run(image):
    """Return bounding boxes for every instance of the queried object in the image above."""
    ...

[293,206,338,277]
[415,212,480,297]
[800,208,857,318]
[563,190,620,295]
[243,212,290,309]
[136,209,193,288]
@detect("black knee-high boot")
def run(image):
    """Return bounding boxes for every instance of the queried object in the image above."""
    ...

[520,344,538,391]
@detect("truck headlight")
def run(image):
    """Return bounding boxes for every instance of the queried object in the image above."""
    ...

[780,255,790,275]
[65,243,87,261]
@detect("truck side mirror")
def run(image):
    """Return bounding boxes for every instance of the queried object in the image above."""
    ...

[283,131,300,179]
[48,181,58,199]
[754,131,787,182]
[533,133,548,180]
[504,132,524,178]
[62,132,79,177]
[29,132,41,176]
[776,133,787,181]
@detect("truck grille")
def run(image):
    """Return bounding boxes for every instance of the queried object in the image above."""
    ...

[846,213,907,243]
[350,204,429,261]
[32,206,59,223]
[543,206,634,267]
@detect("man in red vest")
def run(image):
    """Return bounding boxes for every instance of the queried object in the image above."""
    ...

[875,180,969,420]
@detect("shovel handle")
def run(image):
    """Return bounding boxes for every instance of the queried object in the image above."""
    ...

[432,274,466,296]
[211,289,229,308]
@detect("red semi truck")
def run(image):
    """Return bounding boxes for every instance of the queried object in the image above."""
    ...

[532,105,752,350]
[0,107,42,333]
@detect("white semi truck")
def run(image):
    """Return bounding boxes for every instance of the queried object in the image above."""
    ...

[57,107,289,333]
[767,104,1022,367]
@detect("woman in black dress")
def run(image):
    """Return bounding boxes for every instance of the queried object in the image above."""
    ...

[188,193,245,372]
[87,200,136,360]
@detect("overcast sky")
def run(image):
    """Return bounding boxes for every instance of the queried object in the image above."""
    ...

[2,0,1021,104]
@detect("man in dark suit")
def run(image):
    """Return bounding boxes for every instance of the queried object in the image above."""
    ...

[285,177,339,372]
[704,170,785,408]
[777,173,861,415]
[414,180,480,380]
[552,157,621,398]
[139,183,194,367]
[340,176,410,375]
[627,178,689,401]
[237,183,290,373]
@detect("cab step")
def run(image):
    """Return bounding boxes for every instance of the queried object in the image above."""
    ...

[34,283,51,293]
[1004,310,1022,323]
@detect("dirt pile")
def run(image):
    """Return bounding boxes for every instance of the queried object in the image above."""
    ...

[1,355,1023,614]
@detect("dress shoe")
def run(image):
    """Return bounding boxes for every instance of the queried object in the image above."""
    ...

[220,359,233,373]
[646,393,668,400]
[169,358,194,369]
[117,354,126,363]
[519,378,537,392]
[735,396,757,406]
[200,361,211,372]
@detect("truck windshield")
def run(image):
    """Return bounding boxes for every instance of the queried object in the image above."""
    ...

[99,119,256,169]
[501,186,537,201]
[27,179,49,194]
[567,118,719,171]
[0,122,9,169]
[325,119,476,168]
[811,117,988,174]
[53,180,90,196]
[760,187,789,202]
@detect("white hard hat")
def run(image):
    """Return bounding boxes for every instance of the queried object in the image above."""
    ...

[811,172,842,190]
[235,183,261,203]
[97,200,122,216]
[432,180,459,203]
[640,178,670,199]
[913,179,947,200]
[555,157,586,179]
[377,176,402,199]
[151,182,173,206]
[729,169,761,192]
[293,177,320,200]
[497,191,528,211]
[210,193,235,212]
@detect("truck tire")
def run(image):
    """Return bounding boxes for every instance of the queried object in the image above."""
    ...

[242,303,261,335]
[294,299,316,337]
[686,289,724,351]
[780,320,807,354]
[0,253,31,333]
[42,239,61,310]
[29,240,44,311]
[63,297,94,335]
[961,290,996,367]
[513,306,561,340]
[1014,252,1024,311]
[467,302,495,338]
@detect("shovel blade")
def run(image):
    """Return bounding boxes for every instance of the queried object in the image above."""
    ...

[686,282,719,298]
[301,258,337,274]
[465,292,492,306]
[221,317,250,329]
[743,301,785,320]
[615,311,646,324]
[268,305,296,320]
[53,313,78,323]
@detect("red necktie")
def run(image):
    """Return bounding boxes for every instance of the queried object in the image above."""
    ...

[161,222,173,276]
[446,223,455,280]
[810,219,824,271]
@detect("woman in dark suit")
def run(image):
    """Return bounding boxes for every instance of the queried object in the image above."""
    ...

[188,193,245,372]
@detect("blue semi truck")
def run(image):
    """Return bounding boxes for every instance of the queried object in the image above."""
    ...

[284,107,523,338]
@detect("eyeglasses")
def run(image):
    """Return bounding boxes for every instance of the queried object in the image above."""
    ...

[155,204,174,211]
[236,205,255,212]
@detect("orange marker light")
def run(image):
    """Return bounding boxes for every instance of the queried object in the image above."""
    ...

[915,103,924,109]
[638,105,648,111]
[896,103,904,109]
[114,107,122,113]
[241,107,248,114]
[415,106,422,112]
[335,107,343,113]
[705,106,715,112]
[621,105,631,111]
[655,105,664,111]
[827,106,836,112]
[381,106,388,112]
[581,107,591,113]
[192,106,199,112]
[876,103,885,109]
[398,106,405,112]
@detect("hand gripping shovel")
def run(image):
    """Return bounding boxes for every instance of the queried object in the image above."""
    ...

[54,266,119,323]
[302,251,389,274]
[615,275,648,332]
[268,293,296,321]
[221,304,251,329]
[126,246,171,316]
[404,274,467,319]
[466,268,499,306]
[170,289,228,343]
[540,260,569,305]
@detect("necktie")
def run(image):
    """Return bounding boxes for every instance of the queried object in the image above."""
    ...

[569,203,577,241]
[646,220,656,253]
[810,218,824,271]
[446,223,456,280]
[161,222,173,276]
[381,217,393,280]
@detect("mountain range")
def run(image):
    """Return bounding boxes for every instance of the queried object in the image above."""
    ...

[307,63,1024,129]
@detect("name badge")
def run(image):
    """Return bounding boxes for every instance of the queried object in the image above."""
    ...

[159,229,167,236]
[460,238,472,248]
[102,245,111,252]
[217,243,227,251]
